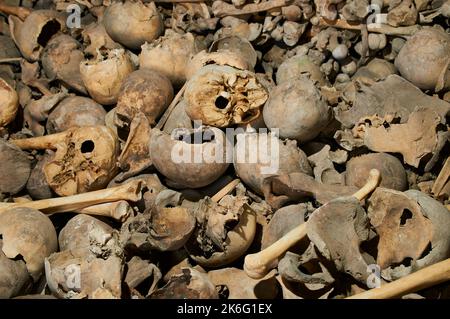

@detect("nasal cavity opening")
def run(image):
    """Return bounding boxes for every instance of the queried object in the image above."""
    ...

[400,209,413,226]
[81,140,95,153]
[215,96,229,109]
[37,20,61,47]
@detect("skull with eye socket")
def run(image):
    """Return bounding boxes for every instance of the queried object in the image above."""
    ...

[184,65,268,128]
[42,126,119,196]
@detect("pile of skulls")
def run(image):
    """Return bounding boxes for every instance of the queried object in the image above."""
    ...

[1,0,450,299]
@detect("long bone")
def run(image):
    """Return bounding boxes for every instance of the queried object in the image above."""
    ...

[0,180,143,221]
[244,169,381,279]
[347,258,450,299]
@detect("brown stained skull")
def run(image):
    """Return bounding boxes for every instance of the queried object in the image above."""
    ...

[139,30,206,88]
[80,49,135,105]
[41,34,87,94]
[103,0,164,50]
[46,96,106,134]
[185,195,257,268]
[115,69,174,127]
[367,188,434,270]
[46,214,124,299]
[184,65,268,127]
[0,239,32,298]
[306,197,371,284]
[345,153,407,191]
[45,249,123,299]
[234,131,313,196]
[208,267,279,299]
[44,126,119,196]
[0,208,58,282]
[120,190,195,253]
[0,77,19,128]
[8,10,66,62]
[0,139,31,195]
[81,23,123,60]
[150,127,229,189]
[151,268,218,299]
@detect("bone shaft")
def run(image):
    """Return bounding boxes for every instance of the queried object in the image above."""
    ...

[214,0,289,18]
[259,223,307,262]
[74,201,130,218]
[317,18,420,36]
[352,169,381,201]
[0,3,31,20]
[347,258,450,299]
[11,132,67,150]
[432,157,450,196]
[0,181,142,214]
[211,179,240,203]
[244,223,307,279]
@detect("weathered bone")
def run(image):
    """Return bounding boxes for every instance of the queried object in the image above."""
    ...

[155,84,186,130]
[75,201,133,222]
[317,17,421,36]
[0,180,143,220]
[262,171,358,209]
[347,258,450,299]
[432,157,450,197]
[11,131,67,150]
[0,3,31,21]
[10,198,132,222]
[244,169,381,279]
[211,179,240,203]
[212,0,291,18]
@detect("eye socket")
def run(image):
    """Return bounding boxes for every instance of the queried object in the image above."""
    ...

[400,209,413,226]
[81,140,95,153]
[215,96,229,109]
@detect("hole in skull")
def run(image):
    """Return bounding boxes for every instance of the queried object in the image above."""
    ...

[37,20,61,47]
[400,209,413,226]
[419,242,433,260]
[216,285,229,299]
[12,253,25,262]
[390,257,413,268]
[81,140,95,153]
[215,96,229,109]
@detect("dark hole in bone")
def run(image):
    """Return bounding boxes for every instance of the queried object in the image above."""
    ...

[390,257,413,268]
[134,273,155,297]
[254,277,281,299]
[383,122,390,129]
[81,140,95,153]
[215,96,229,109]
[224,219,239,232]
[217,285,229,299]
[360,235,379,260]
[0,234,2,240]
[12,253,25,262]
[419,242,433,260]
[400,209,413,226]
[37,20,61,47]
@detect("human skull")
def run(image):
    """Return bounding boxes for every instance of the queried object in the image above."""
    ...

[44,126,119,196]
